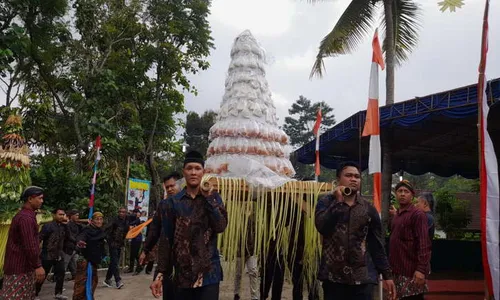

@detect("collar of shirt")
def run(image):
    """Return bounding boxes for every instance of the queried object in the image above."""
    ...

[397,204,416,215]
[178,188,204,201]
[20,208,36,219]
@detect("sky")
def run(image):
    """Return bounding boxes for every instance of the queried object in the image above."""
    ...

[183,0,500,126]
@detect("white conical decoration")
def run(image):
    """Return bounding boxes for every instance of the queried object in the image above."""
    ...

[205,30,295,188]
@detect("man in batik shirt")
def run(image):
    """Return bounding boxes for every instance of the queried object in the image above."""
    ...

[140,172,181,299]
[315,162,396,300]
[35,208,69,299]
[389,180,431,300]
[150,151,228,300]
[0,186,45,300]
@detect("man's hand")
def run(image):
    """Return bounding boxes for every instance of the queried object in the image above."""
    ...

[414,271,426,286]
[35,266,46,283]
[139,252,147,266]
[200,185,214,199]
[333,186,345,202]
[389,205,397,217]
[77,241,87,248]
[383,279,397,300]
[150,278,163,298]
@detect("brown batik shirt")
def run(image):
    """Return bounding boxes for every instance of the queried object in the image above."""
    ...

[157,189,228,288]
[315,193,393,285]
[40,221,67,261]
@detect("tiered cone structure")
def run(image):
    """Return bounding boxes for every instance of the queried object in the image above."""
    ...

[0,114,31,200]
[205,30,295,186]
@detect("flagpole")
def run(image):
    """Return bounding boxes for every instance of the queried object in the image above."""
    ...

[314,103,322,182]
[477,1,496,299]
[86,136,102,300]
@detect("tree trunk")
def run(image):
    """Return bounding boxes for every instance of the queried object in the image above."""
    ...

[146,108,162,210]
[381,0,396,233]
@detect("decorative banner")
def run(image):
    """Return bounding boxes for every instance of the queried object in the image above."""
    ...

[127,178,151,221]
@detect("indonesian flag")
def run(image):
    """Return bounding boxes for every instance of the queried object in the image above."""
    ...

[478,1,499,299]
[362,29,385,214]
[313,107,322,177]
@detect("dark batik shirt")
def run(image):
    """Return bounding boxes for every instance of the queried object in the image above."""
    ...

[64,221,83,255]
[40,221,67,261]
[389,205,431,278]
[3,208,42,275]
[315,193,393,285]
[105,217,129,249]
[157,189,228,288]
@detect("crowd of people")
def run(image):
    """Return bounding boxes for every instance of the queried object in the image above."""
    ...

[0,151,435,300]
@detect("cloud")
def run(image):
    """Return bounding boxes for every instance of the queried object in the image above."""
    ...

[271,92,292,124]
[210,0,296,37]
[276,47,317,71]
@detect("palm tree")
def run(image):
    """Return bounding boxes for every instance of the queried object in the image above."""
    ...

[308,0,421,228]
[309,0,421,105]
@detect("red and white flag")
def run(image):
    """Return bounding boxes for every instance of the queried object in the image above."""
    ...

[313,106,322,178]
[362,29,385,214]
[478,1,499,299]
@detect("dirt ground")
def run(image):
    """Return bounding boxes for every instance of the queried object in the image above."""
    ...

[38,269,296,300]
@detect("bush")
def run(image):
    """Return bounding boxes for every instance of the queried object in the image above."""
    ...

[435,189,472,239]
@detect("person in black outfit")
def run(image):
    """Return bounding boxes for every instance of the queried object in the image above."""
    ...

[73,212,107,300]
[416,192,436,241]
[103,207,129,289]
[140,172,181,300]
[260,199,307,300]
[36,208,69,300]
[63,209,83,281]
[126,209,144,274]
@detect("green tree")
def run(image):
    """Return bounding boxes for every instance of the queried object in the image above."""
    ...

[185,110,217,157]
[435,189,472,239]
[308,0,421,230]
[283,96,335,147]
[6,0,213,209]
[283,96,335,180]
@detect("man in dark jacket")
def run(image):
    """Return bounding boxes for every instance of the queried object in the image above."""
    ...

[126,209,144,274]
[63,209,83,281]
[73,212,107,300]
[36,208,69,300]
[103,207,128,289]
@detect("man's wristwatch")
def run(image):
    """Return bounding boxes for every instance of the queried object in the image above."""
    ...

[156,273,164,282]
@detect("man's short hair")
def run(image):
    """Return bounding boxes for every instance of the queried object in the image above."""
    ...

[52,208,65,214]
[418,192,435,212]
[20,186,44,202]
[163,172,181,182]
[336,162,361,178]
[67,209,79,216]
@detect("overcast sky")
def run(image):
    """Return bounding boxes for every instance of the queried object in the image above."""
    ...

[183,0,499,126]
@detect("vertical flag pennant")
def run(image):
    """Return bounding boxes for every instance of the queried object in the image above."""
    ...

[86,136,102,300]
[362,29,384,214]
[313,106,322,179]
[478,1,499,299]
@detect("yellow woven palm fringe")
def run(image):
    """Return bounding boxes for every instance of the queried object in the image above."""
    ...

[200,175,331,293]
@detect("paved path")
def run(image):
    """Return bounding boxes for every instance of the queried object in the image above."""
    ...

[38,270,296,300]
[37,270,486,300]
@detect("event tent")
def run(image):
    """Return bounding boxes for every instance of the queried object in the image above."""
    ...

[295,78,500,179]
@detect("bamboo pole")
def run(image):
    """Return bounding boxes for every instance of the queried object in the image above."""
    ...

[124,156,131,207]
[122,156,131,269]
